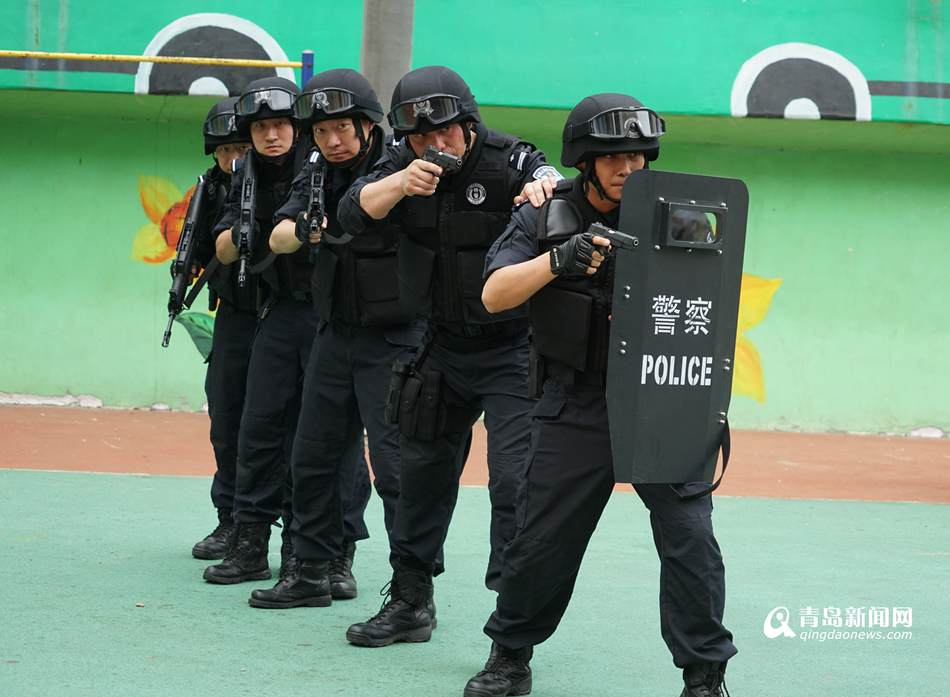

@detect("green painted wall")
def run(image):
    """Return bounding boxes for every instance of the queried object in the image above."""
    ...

[0,1,947,431]
[1,90,948,434]
[1,1,947,124]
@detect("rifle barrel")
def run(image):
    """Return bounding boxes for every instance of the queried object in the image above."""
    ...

[161,314,175,348]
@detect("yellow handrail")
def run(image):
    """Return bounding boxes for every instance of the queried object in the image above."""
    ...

[0,49,302,69]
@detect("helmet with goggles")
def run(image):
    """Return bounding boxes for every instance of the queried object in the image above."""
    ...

[234,76,300,138]
[387,66,480,139]
[293,69,384,126]
[203,96,248,155]
[561,93,664,167]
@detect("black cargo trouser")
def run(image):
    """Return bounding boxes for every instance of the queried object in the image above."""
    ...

[484,380,738,668]
[204,300,257,511]
[233,298,370,548]
[290,320,425,561]
[392,329,535,591]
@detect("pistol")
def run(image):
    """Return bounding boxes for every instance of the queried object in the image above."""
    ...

[422,146,463,174]
[588,222,639,251]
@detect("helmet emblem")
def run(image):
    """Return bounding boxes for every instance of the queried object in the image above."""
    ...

[413,100,434,118]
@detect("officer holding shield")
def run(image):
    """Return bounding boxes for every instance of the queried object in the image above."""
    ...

[463,94,736,697]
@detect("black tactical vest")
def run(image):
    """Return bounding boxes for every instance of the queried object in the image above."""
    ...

[530,179,616,376]
[311,134,411,327]
[397,129,527,327]
[252,150,311,299]
[202,166,260,312]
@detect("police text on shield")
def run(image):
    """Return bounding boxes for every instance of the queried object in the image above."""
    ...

[640,354,713,386]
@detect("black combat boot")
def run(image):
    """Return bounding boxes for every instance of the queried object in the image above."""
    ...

[345,569,435,647]
[248,560,332,609]
[328,541,357,600]
[191,508,235,560]
[202,522,271,584]
[278,537,299,582]
[463,642,533,697]
[680,662,730,697]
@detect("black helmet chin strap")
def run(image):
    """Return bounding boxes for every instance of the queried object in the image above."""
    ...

[350,116,371,165]
[583,157,622,205]
[457,120,474,165]
[325,118,375,170]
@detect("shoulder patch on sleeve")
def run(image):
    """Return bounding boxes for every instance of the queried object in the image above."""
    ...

[509,149,530,171]
[531,164,563,181]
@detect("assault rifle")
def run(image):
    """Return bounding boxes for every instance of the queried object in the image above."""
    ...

[588,222,639,251]
[162,175,209,347]
[236,153,257,288]
[305,149,331,252]
[422,145,463,174]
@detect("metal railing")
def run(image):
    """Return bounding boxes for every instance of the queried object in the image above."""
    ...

[0,49,316,86]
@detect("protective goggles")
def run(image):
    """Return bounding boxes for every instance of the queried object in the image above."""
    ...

[204,112,237,137]
[234,88,296,117]
[388,94,461,131]
[569,107,666,141]
[294,88,363,120]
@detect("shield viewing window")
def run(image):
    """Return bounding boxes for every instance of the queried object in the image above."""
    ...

[658,202,725,249]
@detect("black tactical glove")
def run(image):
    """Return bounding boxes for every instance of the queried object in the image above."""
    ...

[294,211,311,243]
[550,231,597,275]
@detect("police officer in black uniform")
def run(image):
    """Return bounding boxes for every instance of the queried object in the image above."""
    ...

[246,68,424,609]
[202,76,371,589]
[463,94,736,697]
[178,97,257,559]
[337,66,560,646]
[189,96,255,559]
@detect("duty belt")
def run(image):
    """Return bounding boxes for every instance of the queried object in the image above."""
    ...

[545,359,607,388]
[433,319,528,352]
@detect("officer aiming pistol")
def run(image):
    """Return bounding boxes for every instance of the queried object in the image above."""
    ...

[422,145,463,174]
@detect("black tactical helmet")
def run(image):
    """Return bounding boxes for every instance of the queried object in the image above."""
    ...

[294,68,384,127]
[387,66,480,138]
[234,76,300,138]
[561,93,665,167]
[203,97,247,155]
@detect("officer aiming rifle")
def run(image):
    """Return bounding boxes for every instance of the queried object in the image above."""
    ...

[162,175,209,347]
[236,152,257,288]
[307,148,326,239]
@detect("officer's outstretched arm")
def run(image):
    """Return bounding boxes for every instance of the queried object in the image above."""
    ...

[270,218,304,254]
[359,159,443,219]
[483,233,609,313]
[215,229,239,264]
[482,255,555,313]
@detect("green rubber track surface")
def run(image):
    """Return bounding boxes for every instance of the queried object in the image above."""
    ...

[1,469,948,697]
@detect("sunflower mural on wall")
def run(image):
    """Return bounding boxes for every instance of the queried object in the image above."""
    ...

[131,175,215,359]
[131,175,193,263]
[734,273,782,402]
